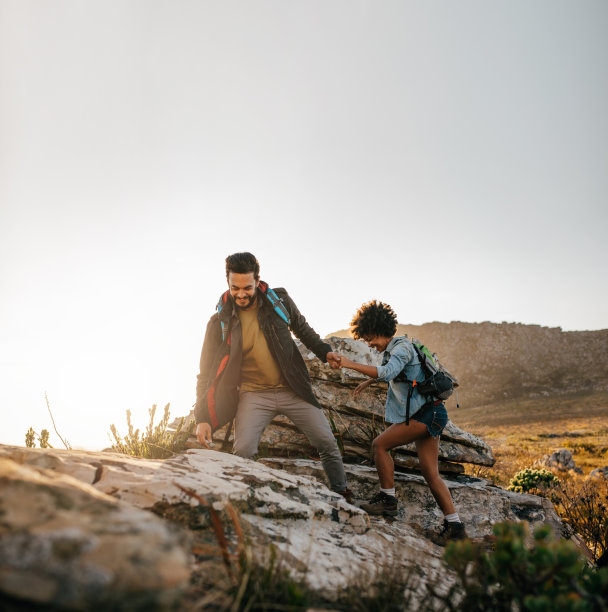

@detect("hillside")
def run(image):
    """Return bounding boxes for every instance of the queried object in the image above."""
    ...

[328,322,608,409]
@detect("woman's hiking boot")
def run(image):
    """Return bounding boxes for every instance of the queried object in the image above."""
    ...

[430,519,468,546]
[360,491,398,517]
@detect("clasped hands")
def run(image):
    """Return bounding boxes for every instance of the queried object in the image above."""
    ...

[326,351,357,370]
[326,351,342,369]
[327,351,373,397]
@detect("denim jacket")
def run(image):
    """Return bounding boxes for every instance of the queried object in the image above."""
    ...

[375,336,427,423]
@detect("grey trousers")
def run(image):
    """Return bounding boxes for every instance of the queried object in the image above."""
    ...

[233,388,348,492]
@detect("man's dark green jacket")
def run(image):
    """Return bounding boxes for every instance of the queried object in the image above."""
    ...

[194,287,332,430]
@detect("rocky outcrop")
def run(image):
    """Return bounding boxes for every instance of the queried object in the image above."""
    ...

[0,444,575,609]
[304,336,494,470]
[178,337,494,474]
[330,323,608,408]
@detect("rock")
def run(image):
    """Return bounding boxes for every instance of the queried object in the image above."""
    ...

[540,449,583,474]
[0,456,190,610]
[0,444,576,608]
[174,336,495,472]
[0,445,364,531]
[260,458,567,541]
[301,337,494,468]
[589,466,608,480]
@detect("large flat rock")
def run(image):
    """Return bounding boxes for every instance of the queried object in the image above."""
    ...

[0,443,571,608]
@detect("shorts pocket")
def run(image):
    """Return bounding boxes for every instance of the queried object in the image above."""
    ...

[429,407,448,437]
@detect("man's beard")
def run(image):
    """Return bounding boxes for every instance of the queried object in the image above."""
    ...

[234,291,257,310]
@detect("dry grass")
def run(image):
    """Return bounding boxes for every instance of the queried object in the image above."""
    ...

[453,391,608,486]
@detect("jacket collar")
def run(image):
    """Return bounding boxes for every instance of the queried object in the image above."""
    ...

[384,335,408,354]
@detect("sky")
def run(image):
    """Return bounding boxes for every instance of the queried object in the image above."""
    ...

[1,1,607,451]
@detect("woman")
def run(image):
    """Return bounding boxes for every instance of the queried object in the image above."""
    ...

[336,300,467,544]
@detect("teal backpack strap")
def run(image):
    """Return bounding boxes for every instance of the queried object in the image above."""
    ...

[216,283,290,341]
[258,281,291,326]
[216,291,230,342]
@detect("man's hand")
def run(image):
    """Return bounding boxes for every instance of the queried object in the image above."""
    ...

[196,422,213,448]
[326,351,342,369]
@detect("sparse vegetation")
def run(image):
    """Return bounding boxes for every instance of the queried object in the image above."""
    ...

[173,487,608,611]
[177,485,431,611]
[24,427,51,448]
[555,478,608,564]
[458,392,608,486]
[109,403,194,459]
[22,394,70,450]
[438,522,608,611]
[457,391,608,563]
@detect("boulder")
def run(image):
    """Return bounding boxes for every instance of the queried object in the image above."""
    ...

[0,455,190,610]
[589,466,608,480]
[540,449,583,474]
[175,336,494,473]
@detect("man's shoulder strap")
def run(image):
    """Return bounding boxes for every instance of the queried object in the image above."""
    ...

[215,282,291,341]
[216,291,231,341]
[258,281,291,326]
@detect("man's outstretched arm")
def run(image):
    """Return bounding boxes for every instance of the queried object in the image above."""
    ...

[278,289,339,365]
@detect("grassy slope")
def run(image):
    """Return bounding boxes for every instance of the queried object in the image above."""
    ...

[451,390,608,486]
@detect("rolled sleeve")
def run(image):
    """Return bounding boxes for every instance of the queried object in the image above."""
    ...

[376,342,415,381]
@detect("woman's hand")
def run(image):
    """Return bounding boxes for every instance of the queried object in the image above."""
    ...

[336,354,379,379]
[354,378,374,397]
[337,355,356,369]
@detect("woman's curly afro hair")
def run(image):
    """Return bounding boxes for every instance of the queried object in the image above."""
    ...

[350,300,398,339]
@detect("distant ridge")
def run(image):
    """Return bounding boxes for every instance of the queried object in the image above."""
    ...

[327,322,608,409]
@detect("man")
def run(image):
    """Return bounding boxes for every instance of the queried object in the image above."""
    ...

[194,252,352,501]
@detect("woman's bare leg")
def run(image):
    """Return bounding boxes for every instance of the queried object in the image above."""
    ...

[415,436,456,515]
[372,421,428,489]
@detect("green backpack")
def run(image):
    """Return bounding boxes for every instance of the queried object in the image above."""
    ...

[395,341,459,424]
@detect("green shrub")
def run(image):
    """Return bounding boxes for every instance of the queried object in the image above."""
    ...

[441,522,608,611]
[109,403,194,459]
[508,468,561,494]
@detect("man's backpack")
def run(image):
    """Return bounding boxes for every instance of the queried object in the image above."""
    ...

[395,340,459,424]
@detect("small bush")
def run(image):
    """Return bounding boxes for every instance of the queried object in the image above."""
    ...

[25,427,36,448]
[24,427,51,448]
[554,478,608,564]
[229,544,311,611]
[38,429,50,448]
[109,403,194,459]
[508,468,561,494]
[440,522,608,611]
[334,555,421,612]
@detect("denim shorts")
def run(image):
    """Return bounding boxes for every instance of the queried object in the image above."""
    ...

[411,402,448,438]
